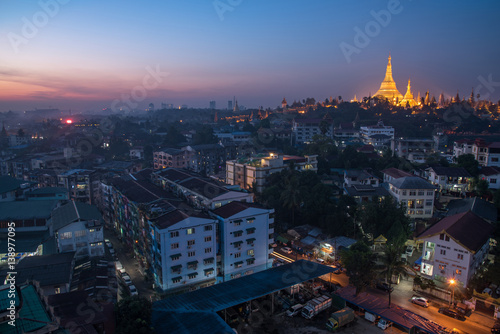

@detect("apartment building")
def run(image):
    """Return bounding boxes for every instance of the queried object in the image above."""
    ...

[153,148,188,170]
[292,116,334,145]
[418,211,494,287]
[212,201,274,282]
[387,176,436,219]
[360,120,394,148]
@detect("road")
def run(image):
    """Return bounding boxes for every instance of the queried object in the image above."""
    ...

[270,249,494,334]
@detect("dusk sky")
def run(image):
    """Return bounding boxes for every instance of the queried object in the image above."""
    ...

[1,0,499,112]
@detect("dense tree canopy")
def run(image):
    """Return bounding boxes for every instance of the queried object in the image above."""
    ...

[115,296,154,334]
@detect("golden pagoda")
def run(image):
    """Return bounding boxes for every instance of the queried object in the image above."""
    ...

[399,78,417,108]
[374,55,403,103]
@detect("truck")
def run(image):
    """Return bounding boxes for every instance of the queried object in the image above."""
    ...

[301,295,332,319]
[378,318,392,330]
[326,307,356,331]
[364,312,377,323]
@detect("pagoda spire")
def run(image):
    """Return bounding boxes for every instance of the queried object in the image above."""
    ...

[374,54,403,103]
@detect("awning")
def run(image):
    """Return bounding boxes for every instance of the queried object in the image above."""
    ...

[203,268,214,273]
[188,261,199,266]
[246,227,256,232]
[170,253,181,259]
[246,258,255,263]
[188,272,198,278]
[171,276,182,281]
[246,217,256,221]
[234,230,243,234]
[234,261,243,266]
[204,257,214,262]
[246,238,256,243]
[233,219,243,224]
[415,256,422,265]
[234,241,243,246]
[171,265,182,270]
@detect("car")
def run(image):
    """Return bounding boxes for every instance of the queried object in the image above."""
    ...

[281,247,293,254]
[270,243,277,248]
[376,282,394,293]
[406,246,414,257]
[316,258,325,263]
[438,307,466,321]
[122,275,132,286]
[286,304,304,317]
[129,284,138,296]
[411,296,429,308]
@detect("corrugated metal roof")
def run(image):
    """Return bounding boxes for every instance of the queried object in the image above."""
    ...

[152,260,334,334]
[0,200,59,220]
[51,201,102,231]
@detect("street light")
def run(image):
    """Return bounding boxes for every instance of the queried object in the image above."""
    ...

[449,278,456,307]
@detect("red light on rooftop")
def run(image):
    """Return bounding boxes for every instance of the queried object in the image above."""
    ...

[66,119,73,124]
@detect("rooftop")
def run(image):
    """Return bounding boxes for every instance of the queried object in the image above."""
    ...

[51,201,103,231]
[0,175,28,194]
[14,252,76,287]
[427,166,471,177]
[417,211,494,253]
[446,197,497,222]
[389,176,436,190]
[381,167,413,179]
[0,200,59,220]
[212,201,268,219]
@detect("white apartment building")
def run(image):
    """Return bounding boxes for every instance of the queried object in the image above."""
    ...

[151,211,218,291]
[51,201,105,259]
[226,154,317,193]
[480,166,500,190]
[360,121,394,148]
[426,167,471,193]
[212,201,274,282]
[292,117,334,145]
[452,139,474,161]
[417,211,493,287]
[387,176,436,219]
[381,168,413,183]
[472,140,500,167]
[344,169,379,188]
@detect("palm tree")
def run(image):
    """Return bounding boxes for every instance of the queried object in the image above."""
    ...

[379,243,408,307]
[280,176,300,226]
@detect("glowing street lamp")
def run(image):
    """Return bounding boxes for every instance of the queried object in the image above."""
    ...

[449,278,456,306]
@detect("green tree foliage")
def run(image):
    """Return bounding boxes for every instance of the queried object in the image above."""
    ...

[475,179,490,196]
[163,125,185,146]
[193,125,217,145]
[357,197,411,248]
[456,154,479,177]
[115,296,155,334]
[340,240,377,296]
[378,243,408,307]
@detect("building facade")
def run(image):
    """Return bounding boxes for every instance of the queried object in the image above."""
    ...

[387,176,436,219]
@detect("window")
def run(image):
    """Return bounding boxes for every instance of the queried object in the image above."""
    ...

[233,220,242,226]
[75,230,86,238]
[425,200,433,206]
[247,249,254,256]
[439,264,446,270]
[205,247,212,253]
[269,213,275,219]
[60,232,72,239]
[171,243,179,249]
[188,272,198,279]
[234,252,241,258]
[402,190,407,196]
[492,158,499,163]
[445,235,450,242]
[455,269,462,275]
[418,191,424,196]
[204,225,213,231]
[54,286,61,294]
[246,258,255,265]
[409,191,416,196]
[170,231,179,238]
[246,218,255,224]
[170,254,181,261]
[188,251,195,257]
[204,236,212,242]
[187,240,195,246]
[246,227,256,235]
[203,257,214,265]
[439,234,445,240]
[427,191,433,196]
[234,261,243,268]
[172,277,181,283]
[491,178,497,184]
[234,231,243,237]
[440,249,446,255]
[458,254,463,260]
[187,228,195,235]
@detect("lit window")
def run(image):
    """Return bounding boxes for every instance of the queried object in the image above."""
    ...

[187,228,195,235]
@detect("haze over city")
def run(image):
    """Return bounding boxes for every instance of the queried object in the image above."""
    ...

[1,0,500,111]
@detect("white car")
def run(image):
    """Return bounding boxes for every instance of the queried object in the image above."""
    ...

[411,296,429,308]
[281,247,293,254]
[122,275,132,286]
[406,246,414,257]
[129,284,138,296]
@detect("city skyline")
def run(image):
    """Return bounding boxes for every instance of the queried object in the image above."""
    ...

[1,0,499,112]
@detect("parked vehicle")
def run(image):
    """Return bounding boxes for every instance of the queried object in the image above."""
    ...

[284,284,300,295]
[122,275,132,286]
[376,282,393,293]
[411,296,429,308]
[286,304,304,317]
[224,307,239,324]
[378,318,392,330]
[301,295,332,319]
[364,312,377,323]
[326,307,356,331]
[406,245,414,257]
[438,307,466,321]
[129,284,138,296]
[115,261,123,272]
[281,247,293,254]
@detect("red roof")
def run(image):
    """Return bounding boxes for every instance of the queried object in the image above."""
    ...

[212,201,266,218]
[381,168,413,179]
[417,211,494,253]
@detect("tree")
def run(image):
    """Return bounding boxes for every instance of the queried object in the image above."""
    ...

[457,154,479,177]
[475,179,489,196]
[115,296,154,334]
[340,241,377,296]
[378,243,408,307]
[164,125,184,146]
[280,176,300,226]
[193,125,217,145]
[17,128,25,137]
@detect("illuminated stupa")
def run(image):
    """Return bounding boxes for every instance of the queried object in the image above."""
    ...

[374,55,404,103]
[399,78,417,107]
